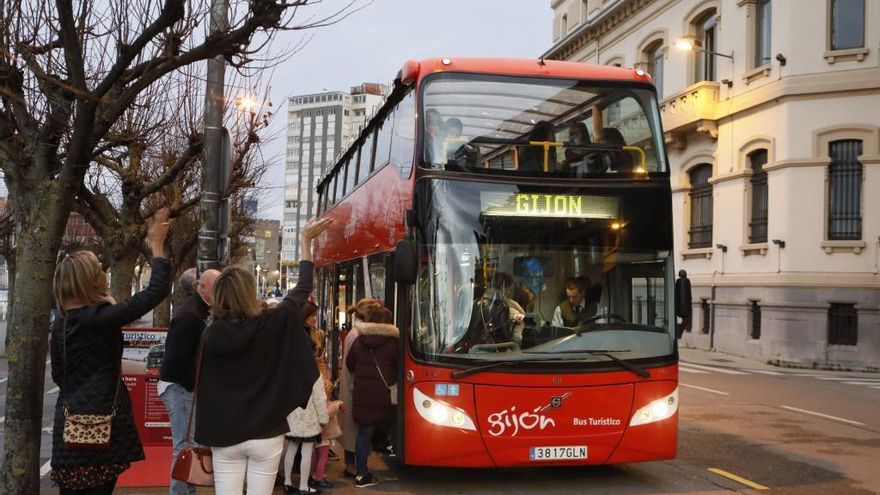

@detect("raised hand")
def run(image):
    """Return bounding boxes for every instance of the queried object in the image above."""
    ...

[146,208,172,258]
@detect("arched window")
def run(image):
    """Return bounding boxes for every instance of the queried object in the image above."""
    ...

[644,41,664,97]
[828,140,863,240]
[694,9,717,82]
[748,149,768,243]
[688,164,713,248]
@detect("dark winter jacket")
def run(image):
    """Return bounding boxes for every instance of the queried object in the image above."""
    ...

[159,292,210,391]
[346,322,399,426]
[194,261,319,447]
[50,257,171,471]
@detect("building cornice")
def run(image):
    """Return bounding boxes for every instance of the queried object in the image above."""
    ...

[543,0,655,61]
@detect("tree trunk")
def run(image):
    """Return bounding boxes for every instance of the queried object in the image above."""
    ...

[1,205,67,494]
[152,296,171,328]
[109,251,139,303]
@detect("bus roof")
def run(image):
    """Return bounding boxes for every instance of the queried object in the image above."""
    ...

[317,57,653,190]
[402,57,652,85]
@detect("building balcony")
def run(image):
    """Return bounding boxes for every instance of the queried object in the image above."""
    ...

[658,81,721,149]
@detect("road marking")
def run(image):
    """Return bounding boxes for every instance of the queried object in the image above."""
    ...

[743,369,785,376]
[0,377,7,383]
[46,386,59,395]
[678,366,709,374]
[842,381,880,386]
[872,386,880,390]
[681,383,729,396]
[679,362,749,375]
[780,405,865,426]
[708,467,768,490]
[817,376,880,384]
[40,460,52,478]
[0,416,4,425]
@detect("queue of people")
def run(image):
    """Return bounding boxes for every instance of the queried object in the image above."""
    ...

[49,213,398,495]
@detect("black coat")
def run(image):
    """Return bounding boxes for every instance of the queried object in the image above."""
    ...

[159,292,210,391]
[50,257,171,470]
[346,322,399,426]
[194,261,319,447]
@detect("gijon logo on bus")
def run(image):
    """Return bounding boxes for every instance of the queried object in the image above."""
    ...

[487,406,556,437]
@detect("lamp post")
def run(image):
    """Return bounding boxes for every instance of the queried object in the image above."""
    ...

[255,264,262,298]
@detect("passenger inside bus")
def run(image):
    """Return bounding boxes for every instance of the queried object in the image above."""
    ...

[599,127,635,173]
[518,120,557,173]
[425,108,445,164]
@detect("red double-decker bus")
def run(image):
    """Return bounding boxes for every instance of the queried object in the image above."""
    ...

[312,57,682,467]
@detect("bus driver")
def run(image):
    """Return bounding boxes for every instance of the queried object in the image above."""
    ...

[551,277,597,327]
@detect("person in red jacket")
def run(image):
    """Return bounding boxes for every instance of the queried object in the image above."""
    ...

[345,306,398,488]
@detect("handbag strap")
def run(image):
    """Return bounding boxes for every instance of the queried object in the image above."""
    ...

[368,349,391,391]
[184,336,206,443]
[62,315,121,417]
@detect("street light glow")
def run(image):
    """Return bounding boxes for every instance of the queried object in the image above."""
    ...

[675,38,695,51]
[235,95,257,111]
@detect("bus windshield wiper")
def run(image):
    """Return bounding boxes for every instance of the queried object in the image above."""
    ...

[451,360,522,379]
[523,349,650,379]
[451,356,578,379]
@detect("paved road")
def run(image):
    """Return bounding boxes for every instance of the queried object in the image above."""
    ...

[1,345,877,494]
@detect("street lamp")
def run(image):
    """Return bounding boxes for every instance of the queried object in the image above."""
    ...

[255,264,262,297]
[675,36,733,60]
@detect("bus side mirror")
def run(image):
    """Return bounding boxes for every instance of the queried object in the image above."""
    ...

[674,273,692,339]
[395,240,417,285]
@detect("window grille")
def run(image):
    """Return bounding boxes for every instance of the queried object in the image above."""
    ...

[688,164,713,248]
[828,140,862,240]
[828,303,857,346]
[749,301,761,340]
[749,150,768,243]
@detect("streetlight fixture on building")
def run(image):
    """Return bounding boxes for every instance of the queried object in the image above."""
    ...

[675,36,733,60]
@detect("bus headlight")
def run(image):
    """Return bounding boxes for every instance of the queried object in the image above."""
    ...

[629,388,678,427]
[414,388,476,431]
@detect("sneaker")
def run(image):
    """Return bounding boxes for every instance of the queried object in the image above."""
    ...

[385,444,396,458]
[355,473,379,488]
[309,477,333,489]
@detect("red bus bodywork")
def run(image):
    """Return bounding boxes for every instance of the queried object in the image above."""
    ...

[313,58,677,468]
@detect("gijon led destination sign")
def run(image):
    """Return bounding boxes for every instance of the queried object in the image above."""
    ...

[480,192,618,219]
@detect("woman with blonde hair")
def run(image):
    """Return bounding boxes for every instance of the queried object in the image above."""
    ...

[194,218,331,495]
[49,208,172,495]
[338,297,383,478]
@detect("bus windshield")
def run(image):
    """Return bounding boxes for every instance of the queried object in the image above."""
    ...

[420,73,666,176]
[412,179,674,366]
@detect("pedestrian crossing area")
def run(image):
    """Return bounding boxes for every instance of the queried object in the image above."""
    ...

[679,361,880,390]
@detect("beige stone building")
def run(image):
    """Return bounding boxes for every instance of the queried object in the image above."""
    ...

[544,0,879,368]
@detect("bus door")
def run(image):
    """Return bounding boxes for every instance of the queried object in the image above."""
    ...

[607,262,667,328]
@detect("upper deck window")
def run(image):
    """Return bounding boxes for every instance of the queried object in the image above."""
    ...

[420,73,667,177]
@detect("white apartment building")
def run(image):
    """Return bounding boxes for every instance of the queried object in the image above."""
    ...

[281,83,387,285]
[545,0,879,368]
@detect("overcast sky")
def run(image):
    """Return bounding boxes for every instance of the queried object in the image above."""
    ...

[255,0,553,221]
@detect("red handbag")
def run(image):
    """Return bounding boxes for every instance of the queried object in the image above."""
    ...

[171,446,214,486]
[171,339,214,486]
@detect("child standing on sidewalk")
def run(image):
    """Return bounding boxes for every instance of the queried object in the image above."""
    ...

[284,376,328,494]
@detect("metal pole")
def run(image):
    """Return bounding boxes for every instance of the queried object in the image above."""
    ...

[198,0,228,273]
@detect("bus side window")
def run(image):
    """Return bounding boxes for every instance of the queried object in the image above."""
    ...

[390,91,415,177]
[374,114,393,172]
[358,131,375,184]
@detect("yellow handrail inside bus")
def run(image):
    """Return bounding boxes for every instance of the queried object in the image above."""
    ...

[623,146,648,173]
[528,140,563,172]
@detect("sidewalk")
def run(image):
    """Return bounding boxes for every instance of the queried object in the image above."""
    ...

[678,345,878,374]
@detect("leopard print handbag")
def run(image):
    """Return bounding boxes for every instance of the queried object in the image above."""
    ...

[62,409,113,450]
[60,319,117,450]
